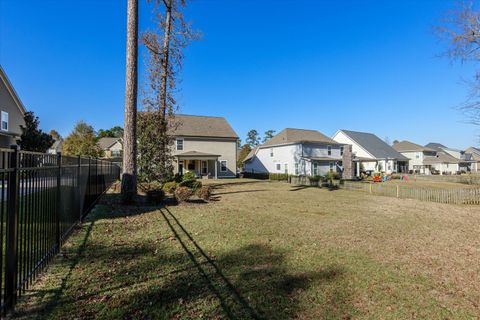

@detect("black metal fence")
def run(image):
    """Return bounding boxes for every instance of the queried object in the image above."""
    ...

[0,146,121,314]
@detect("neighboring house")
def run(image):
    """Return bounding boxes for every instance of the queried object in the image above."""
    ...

[171,114,238,178]
[332,130,409,175]
[392,140,437,174]
[98,137,123,159]
[47,139,63,155]
[0,65,26,148]
[465,147,480,172]
[243,128,346,176]
[425,142,473,174]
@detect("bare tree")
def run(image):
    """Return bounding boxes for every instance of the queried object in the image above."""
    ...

[121,0,139,203]
[138,0,199,184]
[437,1,480,125]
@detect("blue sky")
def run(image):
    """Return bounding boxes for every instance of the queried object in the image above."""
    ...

[0,0,478,148]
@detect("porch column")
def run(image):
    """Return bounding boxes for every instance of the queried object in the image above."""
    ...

[356,162,360,177]
[214,160,218,179]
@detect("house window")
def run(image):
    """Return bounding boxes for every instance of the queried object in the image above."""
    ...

[202,161,208,174]
[284,163,288,174]
[220,160,227,172]
[276,163,281,171]
[111,150,122,157]
[340,146,344,156]
[329,162,334,172]
[176,138,184,151]
[313,163,318,176]
[270,148,274,157]
[327,145,332,156]
[415,152,420,159]
[295,163,299,175]
[188,161,195,170]
[1,111,8,131]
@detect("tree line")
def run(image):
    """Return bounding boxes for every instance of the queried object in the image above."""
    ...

[237,129,276,169]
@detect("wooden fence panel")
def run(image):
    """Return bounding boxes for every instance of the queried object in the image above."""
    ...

[341,181,480,205]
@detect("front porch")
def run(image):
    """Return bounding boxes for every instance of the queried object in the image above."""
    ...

[175,151,221,179]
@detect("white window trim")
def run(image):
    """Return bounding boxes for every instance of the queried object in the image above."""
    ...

[220,160,228,172]
[276,163,281,171]
[176,138,184,151]
[1,111,8,132]
[327,145,332,156]
[284,163,288,174]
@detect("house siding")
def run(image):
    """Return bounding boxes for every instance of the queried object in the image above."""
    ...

[0,74,25,147]
[244,143,341,176]
[172,137,237,177]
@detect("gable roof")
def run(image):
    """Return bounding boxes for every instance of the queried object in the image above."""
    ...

[98,137,122,150]
[425,142,447,152]
[339,130,408,160]
[243,146,258,162]
[393,140,436,152]
[423,152,462,165]
[0,65,27,114]
[262,128,339,147]
[170,114,238,139]
[465,147,480,161]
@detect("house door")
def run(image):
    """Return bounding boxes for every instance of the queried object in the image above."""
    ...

[178,161,184,175]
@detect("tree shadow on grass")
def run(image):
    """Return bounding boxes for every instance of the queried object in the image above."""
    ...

[14,194,355,319]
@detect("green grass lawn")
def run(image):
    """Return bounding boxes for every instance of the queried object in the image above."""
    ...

[13,179,480,319]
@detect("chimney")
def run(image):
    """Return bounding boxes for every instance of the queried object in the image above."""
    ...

[342,144,354,179]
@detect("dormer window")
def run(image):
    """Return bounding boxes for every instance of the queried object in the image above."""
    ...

[1,111,8,131]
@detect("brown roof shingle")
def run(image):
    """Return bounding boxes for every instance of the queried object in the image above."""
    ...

[393,140,436,152]
[169,114,238,139]
[262,128,339,147]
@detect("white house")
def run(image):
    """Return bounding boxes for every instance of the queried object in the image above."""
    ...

[332,130,409,175]
[243,128,346,176]
[392,140,437,174]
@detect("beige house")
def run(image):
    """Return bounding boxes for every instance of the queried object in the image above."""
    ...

[98,137,123,159]
[0,65,26,148]
[392,140,437,174]
[465,147,480,172]
[171,114,238,178]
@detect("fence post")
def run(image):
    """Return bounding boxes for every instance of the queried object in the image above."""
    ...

[56,152,62,250]
[396,185,399,198]
[77,156,81,220]
[4,145,20,310]
[369,183,372,194]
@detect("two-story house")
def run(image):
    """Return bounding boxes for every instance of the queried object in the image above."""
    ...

[465,147,480,172]
[243,128,347,176]
[98,137,123,159]
[332,130,409,175]
[392,140,437,174]
[171,114,238,178]
[0,65,26,148]
[424,142,473,174]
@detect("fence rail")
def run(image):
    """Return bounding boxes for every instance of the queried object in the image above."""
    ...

[0,146,120,314]
[408,174,480,185]
[342,181,480,205]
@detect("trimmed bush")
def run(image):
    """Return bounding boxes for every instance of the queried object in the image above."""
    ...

[175,187,193,202]
[326,171,340,180]
[196,186,212,201]
[162,181,177,194]
[182,171,196,182]
[242,172,269,180]
[308,176,321,183]
[269,173,289,181]
[146,189,164,204]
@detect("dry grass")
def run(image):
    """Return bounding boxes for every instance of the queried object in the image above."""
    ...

[13,179,480,319]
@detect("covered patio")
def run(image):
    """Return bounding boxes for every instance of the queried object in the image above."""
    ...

[175,151,221,179]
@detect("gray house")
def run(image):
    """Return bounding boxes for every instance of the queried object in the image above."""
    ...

[0,65,26,148]
[170,114,238,178]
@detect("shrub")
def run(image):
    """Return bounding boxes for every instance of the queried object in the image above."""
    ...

[242,172,269,180]
[179,179,202,191]
[196,186,212,201]
[308,176,321,183]
[326,171,340,180]
[175,187,193,202]
[182,171,196,182]
[269,173,289,181]
[391,174,401,180]
[162,181,177,194]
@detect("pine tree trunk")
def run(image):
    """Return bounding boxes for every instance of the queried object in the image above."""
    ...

[121,0,138,203]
